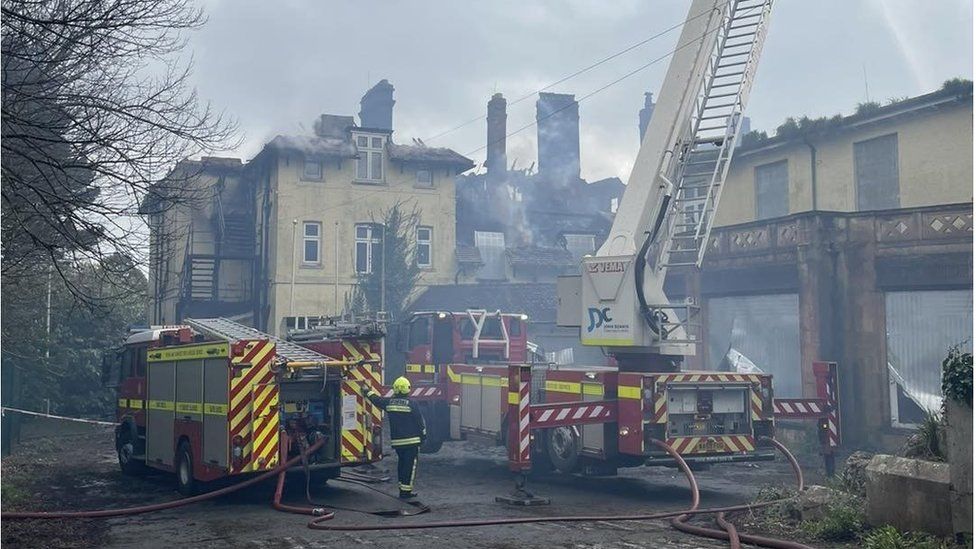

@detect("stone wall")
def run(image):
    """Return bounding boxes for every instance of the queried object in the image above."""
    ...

[865,454,952,536]
[947,399,973,537]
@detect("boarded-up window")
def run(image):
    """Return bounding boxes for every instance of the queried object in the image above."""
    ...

[885,290,973,427]
[706,294,802,397]
[755,160,789,219]
[855,133,899,210]
[474,231,505,280]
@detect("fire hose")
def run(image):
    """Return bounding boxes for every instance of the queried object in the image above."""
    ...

[4,432,812,549]
[1,438,329,520]
[305,437,813,549]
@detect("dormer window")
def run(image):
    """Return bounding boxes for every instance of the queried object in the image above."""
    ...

[355,133,385,183]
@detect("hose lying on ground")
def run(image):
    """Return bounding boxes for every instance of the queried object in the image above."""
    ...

[306,437,813,549]
[2,438,328,520]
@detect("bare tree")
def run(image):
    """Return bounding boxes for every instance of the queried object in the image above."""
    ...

[1,0,239,304]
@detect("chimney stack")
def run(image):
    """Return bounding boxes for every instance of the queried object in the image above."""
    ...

[638,92,655,142]
[536,92,580,184]
[359,79,395,131]
[486,93,507,185]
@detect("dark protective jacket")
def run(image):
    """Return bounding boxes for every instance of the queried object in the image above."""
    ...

[366,391,427,447]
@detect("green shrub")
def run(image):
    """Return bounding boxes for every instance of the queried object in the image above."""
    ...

[863,525,953,549]
[942,345,973,408]
[799,499,863,541]
[903,412,946,461]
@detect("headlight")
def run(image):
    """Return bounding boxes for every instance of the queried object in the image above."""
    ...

[619,427,630,437]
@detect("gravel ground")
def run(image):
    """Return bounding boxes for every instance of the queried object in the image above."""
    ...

[2,421,834,549]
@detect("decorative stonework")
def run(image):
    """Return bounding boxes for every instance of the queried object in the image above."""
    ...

[729,227,769,251]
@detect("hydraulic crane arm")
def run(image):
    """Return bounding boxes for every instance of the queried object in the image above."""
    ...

[559,0,774,368]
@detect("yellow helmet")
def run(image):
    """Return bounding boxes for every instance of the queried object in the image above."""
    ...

[392,376,411,395]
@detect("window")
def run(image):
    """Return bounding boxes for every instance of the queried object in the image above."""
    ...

[302,222,321,264]
[416,169,433,188]
[610,197,619,214]
[284,316,322,331]
[302,158,323,180]
[564,233,595,261]
[855,133,899,211]
[355,223,382,274]
[416,226,432,267]
[474,231,505,280]
[355,134,384,182]
[885,290,973,427]
[755,160,789,219]
[706,294,802,398]
[408,316,430,348]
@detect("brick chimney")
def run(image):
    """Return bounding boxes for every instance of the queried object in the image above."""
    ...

[536,92,580,184]
[638,92,655,143]
[359,79,395,131]
[486,93,507,185]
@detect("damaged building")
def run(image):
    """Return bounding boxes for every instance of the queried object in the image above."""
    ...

[670,81,974,448]
[410,91,626,358]
[144,80,473,333]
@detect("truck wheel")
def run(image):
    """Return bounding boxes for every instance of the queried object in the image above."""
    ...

[546,426,581,473]
[116,422,145,476]
[176,441,197,496]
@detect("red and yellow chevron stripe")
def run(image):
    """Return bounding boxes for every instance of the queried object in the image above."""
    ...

[751,388,763,420]
[656,373,764,384]
[653,392,668,424]
[340,380,368,463]
[229,340,279,473]
[668,434,756,455]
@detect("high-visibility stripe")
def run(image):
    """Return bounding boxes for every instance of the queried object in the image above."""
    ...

[406,364,422,373]
[148,400,174,411]
[423,364,435,373]
[446,366,460,383]
[147,343,229,362]
[386,405,412,412]
[176,402,202,414]
[118,399,127,408]
[618,385,641,399]
[129,399,144,409]
[508,391,519,405]
[582,383,604,397]
[546,380,580,394]
[203,403,227,415]
[391,436,421,446]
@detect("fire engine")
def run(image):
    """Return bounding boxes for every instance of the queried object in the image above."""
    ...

[368,0,840,478]
[106,317,384,494]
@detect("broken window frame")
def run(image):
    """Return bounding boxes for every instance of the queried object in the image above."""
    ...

[474,230,506,280]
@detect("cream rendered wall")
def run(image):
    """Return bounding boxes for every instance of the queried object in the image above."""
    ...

[267,147,457,332]
[714,101,973,227]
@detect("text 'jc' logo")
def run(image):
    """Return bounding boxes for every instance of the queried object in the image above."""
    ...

[586,307,612,333]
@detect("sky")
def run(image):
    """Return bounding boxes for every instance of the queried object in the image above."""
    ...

[187,0,973,183]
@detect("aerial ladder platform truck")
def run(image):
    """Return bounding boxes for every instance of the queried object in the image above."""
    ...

[382,0,840,476]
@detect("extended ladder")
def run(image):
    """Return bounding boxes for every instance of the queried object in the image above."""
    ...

[659,0,774,268]
[184,317,329,363]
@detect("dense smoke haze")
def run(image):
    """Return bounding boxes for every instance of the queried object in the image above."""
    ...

[187,0,972,181]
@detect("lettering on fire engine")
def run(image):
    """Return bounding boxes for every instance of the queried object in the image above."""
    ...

[586,260,628,274]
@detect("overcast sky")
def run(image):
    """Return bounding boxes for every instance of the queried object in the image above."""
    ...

[188,0,973,182]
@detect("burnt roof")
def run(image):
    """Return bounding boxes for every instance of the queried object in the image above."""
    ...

[455,245,483,265]
[267,135,357,158]
[506,246,574,268]
[388,143,474,170]
[408,282,558,323]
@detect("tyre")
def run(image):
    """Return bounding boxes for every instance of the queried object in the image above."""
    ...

[176,440,197,496]
[546,426,581,473]
[115,421,145,476]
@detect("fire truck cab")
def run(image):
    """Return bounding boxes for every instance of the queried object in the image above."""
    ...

[105,318,383,494]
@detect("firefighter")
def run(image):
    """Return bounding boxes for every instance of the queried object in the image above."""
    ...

[367,376,426,499]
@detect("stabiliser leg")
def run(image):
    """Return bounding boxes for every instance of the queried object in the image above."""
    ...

[495,473,550,506]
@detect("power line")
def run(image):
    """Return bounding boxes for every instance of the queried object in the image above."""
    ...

[423,2,728,144]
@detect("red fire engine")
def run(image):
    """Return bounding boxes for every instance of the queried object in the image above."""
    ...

[106,318,384,494]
